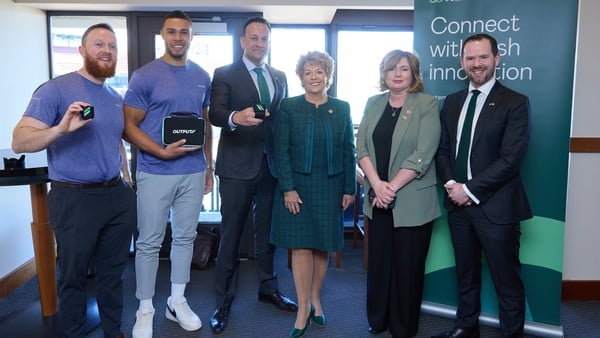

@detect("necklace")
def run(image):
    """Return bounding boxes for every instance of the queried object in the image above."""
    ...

[389,92,407,116]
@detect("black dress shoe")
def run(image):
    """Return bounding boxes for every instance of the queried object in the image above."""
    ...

[431,327,480,338]
[368,326,385,334]
[258,290,298,312]
[210,306,230,334]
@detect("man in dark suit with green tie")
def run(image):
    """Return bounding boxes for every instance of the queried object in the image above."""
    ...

[207,16,297,334]
[434,33,532,338]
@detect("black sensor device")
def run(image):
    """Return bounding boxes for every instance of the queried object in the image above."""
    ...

[81,105,94,120]
[254,103,266,119]
[162,115,206,146]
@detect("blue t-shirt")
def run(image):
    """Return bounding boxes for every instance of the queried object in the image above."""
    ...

[123,59,211,175]
[23,72,124,183]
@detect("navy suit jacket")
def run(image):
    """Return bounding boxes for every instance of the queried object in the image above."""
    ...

[436,81,532,224]
[209,59,287,179]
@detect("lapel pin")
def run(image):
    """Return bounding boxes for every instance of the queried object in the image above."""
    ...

[489,102,495,106]
[328,109,333,114]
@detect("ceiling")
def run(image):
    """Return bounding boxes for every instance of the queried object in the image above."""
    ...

[13,0,415,24]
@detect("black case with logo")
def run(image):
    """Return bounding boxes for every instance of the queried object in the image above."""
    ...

[162,115,206,146]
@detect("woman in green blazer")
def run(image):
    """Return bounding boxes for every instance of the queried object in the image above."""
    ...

[356,50,441,337]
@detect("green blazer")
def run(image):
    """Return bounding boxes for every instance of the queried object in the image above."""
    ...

[356,91,441,227]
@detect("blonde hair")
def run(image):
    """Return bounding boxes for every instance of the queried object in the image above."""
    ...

[295,51,335,89]
[379,49,424,93]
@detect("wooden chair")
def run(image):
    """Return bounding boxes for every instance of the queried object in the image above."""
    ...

[355,169,369,270]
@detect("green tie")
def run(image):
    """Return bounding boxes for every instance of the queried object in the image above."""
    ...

[454,89,481,182]
[253,67,271,109]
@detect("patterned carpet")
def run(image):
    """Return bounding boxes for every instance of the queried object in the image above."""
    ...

[1,239,599,337]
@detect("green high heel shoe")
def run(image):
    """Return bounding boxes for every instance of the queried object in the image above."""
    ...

[312,310,326,327]
[289,306,314,338]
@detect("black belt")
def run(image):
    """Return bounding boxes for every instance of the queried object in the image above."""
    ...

[51,176,121,189]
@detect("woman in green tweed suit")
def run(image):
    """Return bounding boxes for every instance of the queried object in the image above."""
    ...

[271,51,356,338]
[356,50,441,337]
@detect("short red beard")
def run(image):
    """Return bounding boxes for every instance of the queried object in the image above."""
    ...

[83,52,116,79]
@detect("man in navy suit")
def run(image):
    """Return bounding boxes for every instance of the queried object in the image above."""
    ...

[433,33,532,338]
[207,17,297,334]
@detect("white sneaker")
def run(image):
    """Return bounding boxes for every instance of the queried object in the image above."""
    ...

[132,307,155,338]
[165,296,202,331]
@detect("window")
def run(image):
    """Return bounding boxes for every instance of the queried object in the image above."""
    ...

[46,11,413,225]
[50,16,128,95]
[270,27,328,97]
[154,28,234,220]
[336,30,413,125]
[154,32,233,77]
[49,15,133,192]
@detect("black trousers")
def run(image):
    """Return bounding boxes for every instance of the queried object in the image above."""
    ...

[48,181,136,338]
[448,205,525,338]
[367,207,433,338]
[214,157,278,308]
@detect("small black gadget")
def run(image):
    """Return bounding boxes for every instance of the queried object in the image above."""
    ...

[368,187,396,209]
[81,105,94,120]
[254,103,266,119]
[162,113,206,146]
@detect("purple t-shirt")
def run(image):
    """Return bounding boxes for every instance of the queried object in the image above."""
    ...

[23,72,124,183]
[123,59,211,175]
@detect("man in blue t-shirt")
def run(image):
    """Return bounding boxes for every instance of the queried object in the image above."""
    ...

[12,23,136,338]
[123,10,213,338]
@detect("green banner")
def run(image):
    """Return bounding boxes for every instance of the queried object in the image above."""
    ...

[414,0,578,333]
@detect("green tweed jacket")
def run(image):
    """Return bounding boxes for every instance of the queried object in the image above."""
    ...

[274,95,356,196]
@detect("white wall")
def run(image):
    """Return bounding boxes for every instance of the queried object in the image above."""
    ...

[563,0,600,280]
[0,1,48,277]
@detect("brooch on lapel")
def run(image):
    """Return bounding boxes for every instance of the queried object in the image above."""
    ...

[328,109,334,114]
[402,109,411,120]
[489,102,495,106]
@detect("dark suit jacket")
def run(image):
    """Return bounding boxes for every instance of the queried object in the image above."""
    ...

[436,81,532,224]
[209,59,288,179]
